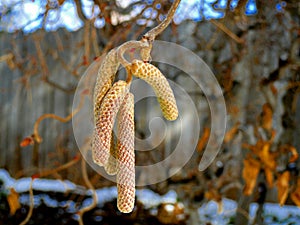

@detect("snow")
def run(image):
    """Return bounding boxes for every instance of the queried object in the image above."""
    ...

[1,168,300,224]
[0,169,177,209]
[198,198,300,225]
[136,189,177,208]
[164,204,175,212]
[0,169,77,193]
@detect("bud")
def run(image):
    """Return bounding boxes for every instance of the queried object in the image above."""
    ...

[131,60,178,121]
[92,80,129,167]
[116,93,135,213]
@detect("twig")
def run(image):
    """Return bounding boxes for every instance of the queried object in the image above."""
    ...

[33,33,49,78]
[32,155,81,178]
[43,76,76,93]
[210,19,244,44]
[53,32,64,52]
[77,157,97,225]
[84,21,91,64]
[139,0,181,62]
[117,40,150,67]
[143,0,181,41]
[33,91,85,143]
[19,179,34,225]
[74,0,86,22]
[91,18,100,57]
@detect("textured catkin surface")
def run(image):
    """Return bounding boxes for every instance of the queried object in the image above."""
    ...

[104,135,118,175]
[92,80,129,167]
[131,60,178,121]
[93,48,119,123]
[116,93,135,213]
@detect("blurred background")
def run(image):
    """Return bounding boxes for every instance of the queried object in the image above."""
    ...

[0,0,300,224]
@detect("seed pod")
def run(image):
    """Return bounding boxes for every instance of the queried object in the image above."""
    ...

[93,48,119,124]
[116,93,135,213]
[131,60,178,121]
[103,134,118,175]
[92,80,129,167]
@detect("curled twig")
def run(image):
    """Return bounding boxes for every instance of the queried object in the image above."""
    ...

[33,91,85,143]
[19,179,34,225]
[117,40,150,67]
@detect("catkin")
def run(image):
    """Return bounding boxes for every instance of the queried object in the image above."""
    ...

[92,49,119,167]
[92,80,129,167]
[116,93,135,213]
[93,49,119,121]
[131,60,178,121]
[103,135,118,175]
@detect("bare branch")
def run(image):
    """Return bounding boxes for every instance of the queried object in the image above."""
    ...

[143,0,181,41]
[210,19,244,44]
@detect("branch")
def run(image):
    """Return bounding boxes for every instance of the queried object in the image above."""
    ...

[43,76,76,93]
[31,155,81,178]
[74,0,87,22]
[33,91,86,143]
[210,19,244,44]
[143,0,181,41]
[33,33,49,78]
[77,158,97,225]
[140,0,181,61]
[114,0,181,68]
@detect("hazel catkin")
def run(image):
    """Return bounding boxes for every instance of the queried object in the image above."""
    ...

[116,93,135,213]
[131,60,178,121]
[103,135,118,175]
[92,80,129,167]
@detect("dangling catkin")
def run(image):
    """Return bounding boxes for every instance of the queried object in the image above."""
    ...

[93,49,119,167]
[131,60,178,121]
[93,49,119,121]
[116,93,135,213]
[93,80,129,167]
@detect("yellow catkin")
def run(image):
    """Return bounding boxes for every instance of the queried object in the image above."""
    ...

[131,60,178,121]
[92,80,129,167]
[116,93,135,213]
